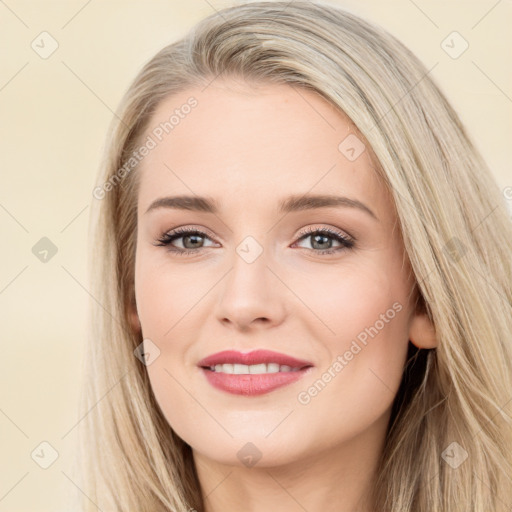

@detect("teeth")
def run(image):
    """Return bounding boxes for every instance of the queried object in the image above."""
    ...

[211,363,301,374]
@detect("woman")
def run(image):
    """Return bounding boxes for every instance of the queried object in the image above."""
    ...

[79,1,512,511]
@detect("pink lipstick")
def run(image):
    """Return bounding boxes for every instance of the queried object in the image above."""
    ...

[197,349,314,396]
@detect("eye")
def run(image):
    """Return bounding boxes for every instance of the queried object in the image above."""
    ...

[154,226,355,256]
[292,226,355,255]
[154,227,217,256]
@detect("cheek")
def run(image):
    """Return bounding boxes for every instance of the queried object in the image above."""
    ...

[318,257,411,377]
[134,253,205,440]
[289,254,409,352]
[292,261,411,441]
[134,249,206,339]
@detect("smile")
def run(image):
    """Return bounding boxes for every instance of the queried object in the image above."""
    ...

[206,363,304,374]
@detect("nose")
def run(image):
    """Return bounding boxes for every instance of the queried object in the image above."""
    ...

[215,246,287,331]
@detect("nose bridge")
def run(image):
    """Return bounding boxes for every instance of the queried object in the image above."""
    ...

[226,234,269,299]
[216,233,285,328]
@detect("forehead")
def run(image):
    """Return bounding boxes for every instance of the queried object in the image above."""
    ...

[136,80,390,216]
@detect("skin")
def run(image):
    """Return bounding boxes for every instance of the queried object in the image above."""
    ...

[128,79,437,512]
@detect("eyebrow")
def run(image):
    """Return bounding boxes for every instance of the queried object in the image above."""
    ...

[144,194,378,221]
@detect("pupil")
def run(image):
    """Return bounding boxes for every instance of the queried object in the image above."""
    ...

[312,234,330,250]
[184,234,202,248]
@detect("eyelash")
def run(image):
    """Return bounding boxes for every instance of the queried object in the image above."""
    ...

[154,226,355,256]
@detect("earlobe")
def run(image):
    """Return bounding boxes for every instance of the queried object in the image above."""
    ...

[409,311,438,349]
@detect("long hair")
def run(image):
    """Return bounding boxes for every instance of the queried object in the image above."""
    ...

[76,2,512,510]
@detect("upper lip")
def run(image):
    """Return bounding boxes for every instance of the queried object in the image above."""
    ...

[197,350,313,369]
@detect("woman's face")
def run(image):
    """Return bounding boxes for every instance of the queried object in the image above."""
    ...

[130,79,436,468]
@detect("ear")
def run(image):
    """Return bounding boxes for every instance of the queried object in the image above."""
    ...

[408,310,438,349]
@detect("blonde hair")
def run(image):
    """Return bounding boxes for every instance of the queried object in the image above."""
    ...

[77,1,512,510]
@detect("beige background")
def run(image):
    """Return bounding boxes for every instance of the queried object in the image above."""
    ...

[0,0,511,510]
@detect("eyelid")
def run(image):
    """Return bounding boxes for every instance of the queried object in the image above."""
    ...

[156,224,353,242]
[295,224,354,242]
[158,225,219,241]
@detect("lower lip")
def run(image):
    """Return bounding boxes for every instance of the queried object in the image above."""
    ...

[200,367,313,396]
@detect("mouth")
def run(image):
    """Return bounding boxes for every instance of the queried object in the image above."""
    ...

[201,362,310,374]
[197,349,314,396]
